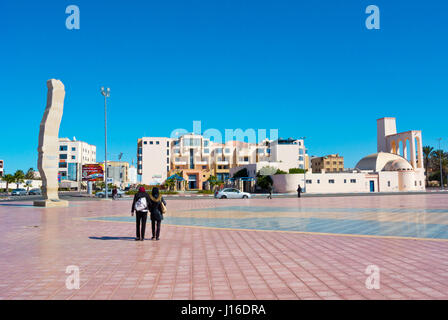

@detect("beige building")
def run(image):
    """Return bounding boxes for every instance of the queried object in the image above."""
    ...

[100,161,130,187]
[138,134,308,189]
[311,154,344,173]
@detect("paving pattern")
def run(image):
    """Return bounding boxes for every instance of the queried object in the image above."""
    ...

[1,194,448,300]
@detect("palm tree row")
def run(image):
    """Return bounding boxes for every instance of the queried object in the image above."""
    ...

[423,146,448,186]
[1,168,36,193]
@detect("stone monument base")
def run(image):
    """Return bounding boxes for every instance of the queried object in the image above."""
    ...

[33,199,69,207]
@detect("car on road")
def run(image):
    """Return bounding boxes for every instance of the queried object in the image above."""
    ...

[214,188,251,199]
[11,188,27,196]
[95,189,125,198]
[28,188,42,195]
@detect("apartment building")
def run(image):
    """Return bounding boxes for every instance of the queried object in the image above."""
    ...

[311,154,344,173]
[100,161,130,187]
[138,134,307,189]
[0,160,3,177]
[58,138,96,181]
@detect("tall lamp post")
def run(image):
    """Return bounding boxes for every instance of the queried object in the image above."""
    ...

[299,136,307,193]
[438,138,443,190]
[101,86,110,199]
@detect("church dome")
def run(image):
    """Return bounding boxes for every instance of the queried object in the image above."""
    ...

[355,152,413,172]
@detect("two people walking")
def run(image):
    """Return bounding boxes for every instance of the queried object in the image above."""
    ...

[131,186,166,241]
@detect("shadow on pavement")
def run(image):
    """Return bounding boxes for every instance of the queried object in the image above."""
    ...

[89,236,136,241]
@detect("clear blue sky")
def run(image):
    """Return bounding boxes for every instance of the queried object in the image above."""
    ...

[1,0,447,174]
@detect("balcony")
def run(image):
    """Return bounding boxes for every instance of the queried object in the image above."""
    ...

[216,160,229,165]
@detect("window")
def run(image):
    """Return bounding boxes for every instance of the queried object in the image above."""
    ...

[344,179,347,183]
[174,148,180,154]
[204,148,209,154]
[59,154,67,160]
[167,150,169,156]
[317,179,320,184]
[225,148,230,153]
[59,162,67,168]
[202,166,206,169]
[144,141,147,145]
[59,145,67,151]
[167,158,169,164]
[204,140,209,147]
[156,141,159,145]
[167,166,170,172]
[420,181,422,186]
[388,181,391,187]
[266,149,271,154]
[71,156,76,160]
[306,179,312,184]
[299,149,304,155]
[350,179,356,183]
[414,181,417,186]
[329,179,335,184]
[150,141,153,145]
[138,148,142,155]
[167,141,170,147]
[258,149,265,154]
[71,147,76,151]
[299,156,303,161]
[244,156,249,161]
[215,148,223,153]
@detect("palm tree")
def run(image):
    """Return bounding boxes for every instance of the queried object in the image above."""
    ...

[25,168,35,180]
[13,170,25,189]
[1,174,15,194]
[164,178,175,191]
[24,180,32,193]
[423,146,434,186]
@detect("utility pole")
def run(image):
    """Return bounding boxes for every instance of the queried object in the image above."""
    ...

[101,87,110,199]
[438,138,443,190]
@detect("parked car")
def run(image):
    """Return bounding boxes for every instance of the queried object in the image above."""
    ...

[28,188,42,195]
[95,189,125,198]
[11,188,27,196]
[214,188,251,199]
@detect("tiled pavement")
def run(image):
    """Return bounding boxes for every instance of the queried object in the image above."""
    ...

[0,194,448,300]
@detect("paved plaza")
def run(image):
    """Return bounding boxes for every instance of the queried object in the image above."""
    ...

[1,194,448,300]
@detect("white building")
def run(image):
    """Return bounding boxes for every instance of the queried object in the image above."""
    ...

[128,165,137,184]
[58,137,96,182]
[231,117,425,194]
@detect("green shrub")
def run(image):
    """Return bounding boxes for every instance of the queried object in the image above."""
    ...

[274,169,287,174]
[196,190,214,194]
[289,168,306,174]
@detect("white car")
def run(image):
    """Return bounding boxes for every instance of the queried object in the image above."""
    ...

[95,189,125,198]
[214,188,251,199]
[11,188,27,196]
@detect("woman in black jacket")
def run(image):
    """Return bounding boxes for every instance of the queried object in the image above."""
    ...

[148,187,166,240]
[131,186,151,241]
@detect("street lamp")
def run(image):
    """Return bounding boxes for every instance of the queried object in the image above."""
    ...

[299,136,307,193]
[101,86,110,199]
[438,138,443,190]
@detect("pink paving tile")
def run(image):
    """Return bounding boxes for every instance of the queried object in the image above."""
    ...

[1,195,448,300]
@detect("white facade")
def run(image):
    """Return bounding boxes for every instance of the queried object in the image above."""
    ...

[138,137,171,185]
[58,137,96,182]
[128,165,137,184]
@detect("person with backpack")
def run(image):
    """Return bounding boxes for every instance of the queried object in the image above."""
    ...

[131,186,151,241]
[148,187,166,241]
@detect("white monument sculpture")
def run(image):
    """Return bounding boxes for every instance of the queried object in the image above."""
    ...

[34,79,69,207]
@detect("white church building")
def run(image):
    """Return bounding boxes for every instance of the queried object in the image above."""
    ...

[232,117,426,194]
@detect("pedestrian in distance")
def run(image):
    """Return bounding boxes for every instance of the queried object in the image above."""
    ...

[297,184,302,198]
[131,186,151,241]
[148,187,167,241]
[112,187,118,200]
[267,184,273,199]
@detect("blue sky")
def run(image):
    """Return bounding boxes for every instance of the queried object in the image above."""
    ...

[1,0,447,173]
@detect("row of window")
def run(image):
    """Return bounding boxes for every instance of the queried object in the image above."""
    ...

[306,179,357,184]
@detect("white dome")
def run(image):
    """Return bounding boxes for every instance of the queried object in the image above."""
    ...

[383,159,413,171]
[355,152,414,172]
